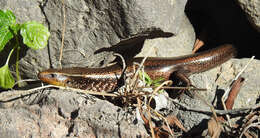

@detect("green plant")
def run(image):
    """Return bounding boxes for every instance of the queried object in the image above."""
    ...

[0,10,50,89]
[139,71,165,93]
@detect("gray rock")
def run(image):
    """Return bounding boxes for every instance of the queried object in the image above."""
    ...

[1,0,190,80]
[176,58,260,129]
[236,0,260,32]
[3,0,259,137]
[0,104,69,138]
[0,90,149,137]
[75,98,148,137]
[137,14,195,57]
[0,0,45,23]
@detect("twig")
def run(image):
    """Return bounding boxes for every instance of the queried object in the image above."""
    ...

[244,114,259,130]
[123,46,154,101]
[147,80,174,136]
[129,57,148,88]
[113,53,127,79]
[171,99,260,116]
[15,40,21,87]
[56,86,118,97]
[0,85,54,102]
[193,90,219,121]
[59,0,66,68]
[129,46,154,88]
[148,80,172,106]
[137,98,155,137]
[138,86,207,91]
[239,122,260,138]
[137,80,174,137]
[13,79,39,87]
[0,84,119,102]
[148,106,176,135]
[148,108,156,138]
[201,101,220,132]
[113,53,126,69]
[130,63,144,94]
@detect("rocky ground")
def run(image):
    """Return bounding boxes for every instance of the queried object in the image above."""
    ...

[0,0,260,137]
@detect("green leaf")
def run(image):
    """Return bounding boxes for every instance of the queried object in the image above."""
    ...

[153,77,165,87]
[0,10,16,27]
[139,71,165,87]
[0,25,14,51]
[139,71,156,86]
[0,48,15,89]
[0,10,16,51]
[10,24,21,35]
[0,64,15,89]
[20,21,50,50]
[139,71,150,80]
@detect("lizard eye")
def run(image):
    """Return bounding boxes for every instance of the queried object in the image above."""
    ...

[49,73,57,78]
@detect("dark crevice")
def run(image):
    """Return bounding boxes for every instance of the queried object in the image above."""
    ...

[183,119,208,137]
[38,0,53,68]
[66,123,75,137]
[66,108,80,136]
[39,0,51,36]
[36,94,48,107]
[117,122,121,138]
[185,0,260,59]
[70,108,79,120]
[57,107,66,119]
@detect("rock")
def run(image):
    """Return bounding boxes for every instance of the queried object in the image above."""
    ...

[0,104,68,137]
[75,99,148,137]
[1,0,193,137]
[0,89,149,137]
[176,60,235,130]
[137,14,195,57]
[0,0,45,23]
[2,0,259,137]
[236,0,260,32]
[176,58,260,130]
[1,0,191,79]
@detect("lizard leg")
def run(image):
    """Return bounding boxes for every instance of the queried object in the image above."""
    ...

[173,72,195,98]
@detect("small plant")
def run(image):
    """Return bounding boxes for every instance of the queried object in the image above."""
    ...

[0,10,50,89]
[139,71,165,92]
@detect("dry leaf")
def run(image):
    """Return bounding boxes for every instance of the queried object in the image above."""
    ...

[208,117,222,138]
[193,38,205,53]
[225,77,244,110]
[165,115,187,132]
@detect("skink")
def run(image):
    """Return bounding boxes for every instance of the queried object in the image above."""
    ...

[38,44,236,92]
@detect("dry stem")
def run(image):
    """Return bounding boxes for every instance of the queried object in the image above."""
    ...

[59,0,66,68]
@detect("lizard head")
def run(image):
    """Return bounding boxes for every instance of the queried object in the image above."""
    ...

[38,69,70,87]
